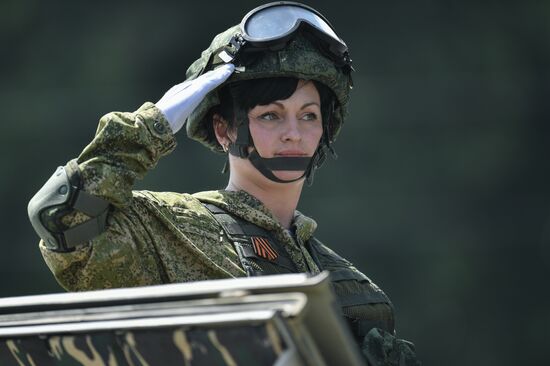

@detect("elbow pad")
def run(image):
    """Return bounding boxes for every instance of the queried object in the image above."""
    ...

[28,159,111,252]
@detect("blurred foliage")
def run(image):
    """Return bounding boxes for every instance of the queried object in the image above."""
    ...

[1,0,549,365]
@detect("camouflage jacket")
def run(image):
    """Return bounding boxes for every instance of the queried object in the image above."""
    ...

[37,103,419,365]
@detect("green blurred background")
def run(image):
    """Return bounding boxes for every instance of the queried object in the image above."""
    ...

[1,0,549,364]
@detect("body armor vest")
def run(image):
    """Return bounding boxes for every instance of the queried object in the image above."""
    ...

[203,203,396,342]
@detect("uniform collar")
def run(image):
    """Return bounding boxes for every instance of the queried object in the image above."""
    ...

[192,190,317,242]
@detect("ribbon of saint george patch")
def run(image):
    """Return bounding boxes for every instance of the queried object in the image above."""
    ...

[251,236,278,261]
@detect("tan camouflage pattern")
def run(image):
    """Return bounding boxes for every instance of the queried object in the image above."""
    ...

[0,324,284,365]
[184,25,353,152]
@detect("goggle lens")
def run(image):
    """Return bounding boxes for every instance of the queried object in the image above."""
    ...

[243,5,343,46]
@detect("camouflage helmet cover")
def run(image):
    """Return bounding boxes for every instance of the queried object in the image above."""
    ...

[185,24,353,152]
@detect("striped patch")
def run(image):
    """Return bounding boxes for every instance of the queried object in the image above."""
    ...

[251,237,278,261]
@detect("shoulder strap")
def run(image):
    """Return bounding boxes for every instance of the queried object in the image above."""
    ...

[202,204,266,237]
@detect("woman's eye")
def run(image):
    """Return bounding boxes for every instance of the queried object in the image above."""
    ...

[259,112,279,121]
[302,113,319,121]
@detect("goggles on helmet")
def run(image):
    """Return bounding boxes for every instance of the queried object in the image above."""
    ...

[219,1,352,71]
[214,2,348,185]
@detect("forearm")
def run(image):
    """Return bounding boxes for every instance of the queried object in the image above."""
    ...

[32,103,176,289]
[29,102,176,250]
[77,102,176,207]
[30,66,234,289]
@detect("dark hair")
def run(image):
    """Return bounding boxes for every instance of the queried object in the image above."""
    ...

[208,77,336,146]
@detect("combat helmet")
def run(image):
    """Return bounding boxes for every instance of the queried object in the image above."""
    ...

[185,2,354,184]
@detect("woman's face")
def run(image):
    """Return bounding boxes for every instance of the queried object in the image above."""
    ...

[243,79,323,183]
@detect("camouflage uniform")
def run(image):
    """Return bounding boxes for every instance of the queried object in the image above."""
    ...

[37,102,419,365]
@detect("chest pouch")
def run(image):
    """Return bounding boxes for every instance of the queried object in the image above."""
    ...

[308,238,397,338]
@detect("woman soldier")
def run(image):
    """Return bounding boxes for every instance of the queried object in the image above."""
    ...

[28,2,419,364]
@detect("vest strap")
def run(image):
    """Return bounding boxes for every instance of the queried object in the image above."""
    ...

[202,203,298,273]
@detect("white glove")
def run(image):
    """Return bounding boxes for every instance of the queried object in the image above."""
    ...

[155,64,235,134]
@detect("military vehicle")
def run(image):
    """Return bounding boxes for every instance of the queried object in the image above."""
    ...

[0,272,365,365]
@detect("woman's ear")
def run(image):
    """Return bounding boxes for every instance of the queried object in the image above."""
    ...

[213,113,231,152]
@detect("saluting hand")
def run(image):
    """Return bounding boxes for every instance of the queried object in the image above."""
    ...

[155,64,235,134]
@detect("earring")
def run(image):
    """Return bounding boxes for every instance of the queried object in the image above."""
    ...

[222,142,229,153]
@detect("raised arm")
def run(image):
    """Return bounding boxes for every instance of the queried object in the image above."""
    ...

[28,65,234,290]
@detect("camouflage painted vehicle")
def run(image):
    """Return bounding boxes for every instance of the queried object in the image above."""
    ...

[0,272,365,365]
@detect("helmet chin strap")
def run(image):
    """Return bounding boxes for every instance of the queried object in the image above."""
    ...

[228,141,314,184]
[223,100,336,185]
[248,149,313,184]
